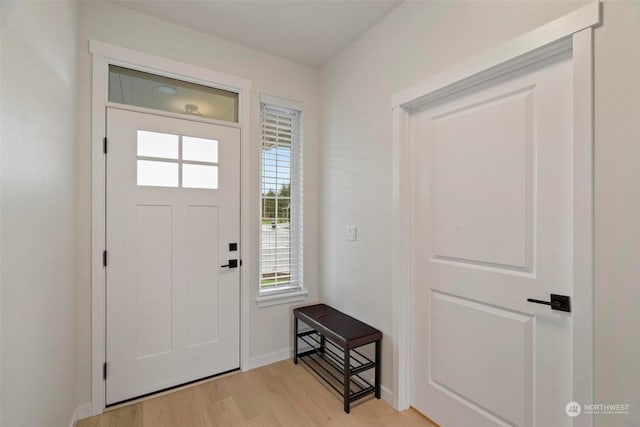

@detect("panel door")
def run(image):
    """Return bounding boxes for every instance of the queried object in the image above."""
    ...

[410,52,574,427]
[105,108,240,405]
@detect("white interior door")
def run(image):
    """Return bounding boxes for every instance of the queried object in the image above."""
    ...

[410,51,576,427]
[106,108,240,405]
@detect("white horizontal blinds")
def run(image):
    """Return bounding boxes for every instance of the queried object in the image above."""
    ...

[260,104,302,292]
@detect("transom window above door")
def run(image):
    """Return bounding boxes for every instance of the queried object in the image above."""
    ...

[136,130,219,189]
[109,65,239,123]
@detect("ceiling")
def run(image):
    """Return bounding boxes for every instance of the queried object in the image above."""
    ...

[110,0,403,68]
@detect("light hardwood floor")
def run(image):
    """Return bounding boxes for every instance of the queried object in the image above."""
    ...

[78,359,437,427]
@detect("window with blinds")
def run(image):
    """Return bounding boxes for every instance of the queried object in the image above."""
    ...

[260,102,303,293]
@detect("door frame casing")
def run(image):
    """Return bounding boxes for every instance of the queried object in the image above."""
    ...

[390,3,600,426]
[89,40,252,416]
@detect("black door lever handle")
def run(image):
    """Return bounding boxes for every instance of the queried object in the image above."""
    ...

[220,259,238,269]
[527,294,571,312]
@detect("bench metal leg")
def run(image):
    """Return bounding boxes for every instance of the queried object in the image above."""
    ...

[343,347,351,413]
[375,340,381,399]
[293,317,298,364]
[320,335,326,355]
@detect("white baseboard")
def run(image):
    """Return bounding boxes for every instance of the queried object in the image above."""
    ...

[248,348,396,408]
[68,406,79,427]
[248,348,395,410]
[247,347,292,370]
[75,350,393,419]
[359,372,394,407]
[68,403,93,427]
[380,385,393,406]
[77,403,94,421]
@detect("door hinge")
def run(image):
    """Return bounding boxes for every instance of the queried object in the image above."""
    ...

[103,137,107,154]
[103,250,107,267]
[103,362,107,380]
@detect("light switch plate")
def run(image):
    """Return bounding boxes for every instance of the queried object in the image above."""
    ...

[346,225,357,241]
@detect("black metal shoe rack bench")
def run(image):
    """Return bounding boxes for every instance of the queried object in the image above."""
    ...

[293,304,382,413]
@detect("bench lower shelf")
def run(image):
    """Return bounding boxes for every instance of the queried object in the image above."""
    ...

[297,331,376,403]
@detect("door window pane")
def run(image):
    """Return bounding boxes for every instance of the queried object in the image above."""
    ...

[183,136,218,163]
[182,164,218,189]
[137,130,179,159]
[136,130,220,190]
[137,160,179,187]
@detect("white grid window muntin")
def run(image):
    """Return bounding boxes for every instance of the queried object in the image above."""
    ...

[136,130,219,189]
[260,104,303,293]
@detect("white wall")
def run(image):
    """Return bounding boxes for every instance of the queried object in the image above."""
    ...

[319,0,586,399]
[75,0,320,407]
[320,2,640,423]
[0,1,79,426]
[594,2,640,426]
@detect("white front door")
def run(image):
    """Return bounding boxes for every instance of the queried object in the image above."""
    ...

[410,52,575,426]
[105,108,240,405]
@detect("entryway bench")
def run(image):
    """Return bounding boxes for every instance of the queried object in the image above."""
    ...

[293,304,382,413]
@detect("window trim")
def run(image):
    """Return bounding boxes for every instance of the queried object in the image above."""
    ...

[257,94,305,306]
[256,289,308,308]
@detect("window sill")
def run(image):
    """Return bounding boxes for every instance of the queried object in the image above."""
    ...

[256,289,308,308]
